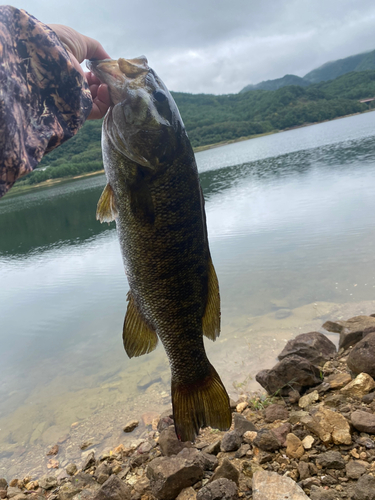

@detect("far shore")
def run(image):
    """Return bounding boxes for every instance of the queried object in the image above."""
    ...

[5,107,375,198]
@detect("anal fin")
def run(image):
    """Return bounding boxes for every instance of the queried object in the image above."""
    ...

[202,256,220,341]
[96,183,118,223]
[123,292,158,358]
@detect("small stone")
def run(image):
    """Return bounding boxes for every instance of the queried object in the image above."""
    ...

[326,372,352,390]
[123,419,139,433]
[264,404,289,423]
[233,413,257,435]
[203,440,221,456]
[93,475,131,500]
[176,487,197,500]
[252,470,309,499]
[47,458,59,469]
[298,390,319,409]
[288,390,300,404]
[82,452,96,471]
[220,431,242,452]
[210,458,239,485]
[159,426,192,456]
[97,474,109,485]
[59,483,82,500]
[234,444,250,458]
[39,477,58,490]
[157,416,174,433]
[9,480,18,488]
[271,422,291,447]
[46,445,59,456]
[7,487,23,499]
[198,452,218,472]
[142,411,160,426]
[243,431,257,444]
[236,402,248,413]
[346,460,367,479]
[289,410,309,424]
[25,482,38,491]
[197,478,238,500]
[286,433,304,459]
[354,474,375,500]
[66,463,78,476]
[297,462,310,481]
[0,490,7,499]
[341,372,375,397]
[351,410,375,434]
[0,480,7,490]
[316,451,345,469]
[302,435,314,449]
[253,429,281,452]
[146,448,204,500]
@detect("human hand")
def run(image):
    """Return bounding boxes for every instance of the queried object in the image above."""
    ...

[48,24,112,120]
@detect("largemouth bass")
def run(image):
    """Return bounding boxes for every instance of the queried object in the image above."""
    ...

[88,56,231,441]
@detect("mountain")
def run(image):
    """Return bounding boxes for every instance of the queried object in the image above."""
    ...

[240,74,310,93]
[240,49,375,93]
[304,49,375,83]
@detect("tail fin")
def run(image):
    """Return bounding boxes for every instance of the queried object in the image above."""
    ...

[172,364,232,442]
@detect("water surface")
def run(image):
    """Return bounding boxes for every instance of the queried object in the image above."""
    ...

[1,112,375,478]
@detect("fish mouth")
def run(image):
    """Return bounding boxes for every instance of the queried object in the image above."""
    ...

[87,57,149,85]
[87,57,149,105]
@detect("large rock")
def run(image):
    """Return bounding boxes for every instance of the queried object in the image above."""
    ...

[322,315,375,349]
[351,410,375,434]
[256,355,322,395]
[146,448,204,500]
[354,474,375,500]
[278,332,336,367]
[196,479,238,500]
[158,426,192,456]
[348,333,375,378]
[93,476,130,500]
[252,470,309,499]
[341,373,375,397]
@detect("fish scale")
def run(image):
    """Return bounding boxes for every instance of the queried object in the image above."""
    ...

[88,56,231,441]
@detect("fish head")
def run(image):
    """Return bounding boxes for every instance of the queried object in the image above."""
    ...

[88,57,186,169]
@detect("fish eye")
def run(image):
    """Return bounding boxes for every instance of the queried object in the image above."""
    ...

[153,90,167,102]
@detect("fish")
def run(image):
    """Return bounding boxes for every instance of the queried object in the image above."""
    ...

[88,56,231,441]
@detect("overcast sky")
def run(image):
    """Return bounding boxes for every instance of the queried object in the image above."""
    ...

[12,0,375,94]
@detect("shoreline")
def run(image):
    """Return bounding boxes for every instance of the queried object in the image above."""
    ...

[6,108,375,198]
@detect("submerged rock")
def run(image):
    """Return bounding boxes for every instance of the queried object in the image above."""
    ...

[322,315,375,350]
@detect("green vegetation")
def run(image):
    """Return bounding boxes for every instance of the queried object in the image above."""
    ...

[241,74,310,93]
[15,70,375,187]
[304,49,375,83]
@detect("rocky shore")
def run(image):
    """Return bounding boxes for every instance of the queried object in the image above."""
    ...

[2,313,375,500]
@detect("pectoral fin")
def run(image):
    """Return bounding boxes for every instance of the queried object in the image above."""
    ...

[96,183,118,223]
[202,256,221,341]
[123,292,158,357]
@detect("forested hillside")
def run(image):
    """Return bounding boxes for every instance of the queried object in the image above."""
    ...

[15,70,375,187]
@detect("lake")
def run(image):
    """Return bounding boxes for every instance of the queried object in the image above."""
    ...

[1,111,375,478]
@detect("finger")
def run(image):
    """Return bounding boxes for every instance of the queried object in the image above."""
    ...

[88,97,110,120]
[85,71,102,86]
[83,35,111,61]
[89,83,99,100]
[97,84,111,107]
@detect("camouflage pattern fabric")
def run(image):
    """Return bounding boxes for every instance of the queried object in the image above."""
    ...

[0,6,92,198]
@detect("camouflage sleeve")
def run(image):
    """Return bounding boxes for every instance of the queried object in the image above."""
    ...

[0,6,93,198]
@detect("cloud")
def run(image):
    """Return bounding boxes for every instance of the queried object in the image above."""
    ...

[12,0,375,93]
